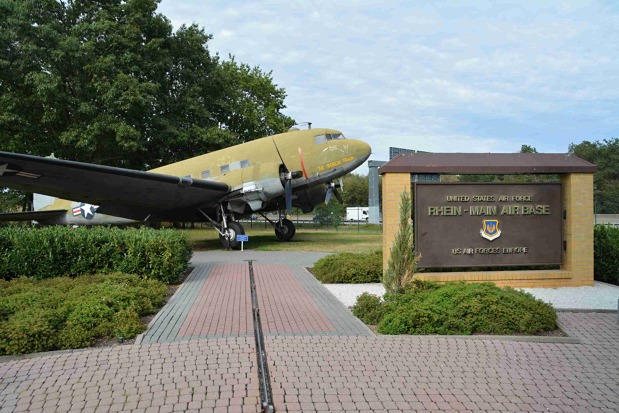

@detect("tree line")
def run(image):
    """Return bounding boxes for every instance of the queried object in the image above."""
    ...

[1,0,294,211]
[1,1,617,214]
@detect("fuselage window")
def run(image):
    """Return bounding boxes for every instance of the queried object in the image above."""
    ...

[220,164,229,173]
[241,160,250,168]
[328,133,344,140]
[314,134,327,145]
[230,161,241,171]
[201,170,211,179]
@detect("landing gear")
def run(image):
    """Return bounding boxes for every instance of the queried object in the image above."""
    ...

[260,213,297,242]
[219,221,245,249]
[275,218,295,242]
[197,206,246,250]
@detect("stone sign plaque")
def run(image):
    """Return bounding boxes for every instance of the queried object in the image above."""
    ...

[414,183,563,268]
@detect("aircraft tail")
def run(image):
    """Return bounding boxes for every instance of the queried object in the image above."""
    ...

[0,193,65,224]
[33,193,56,211]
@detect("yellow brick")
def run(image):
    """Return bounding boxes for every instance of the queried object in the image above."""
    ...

[381,171,595,288]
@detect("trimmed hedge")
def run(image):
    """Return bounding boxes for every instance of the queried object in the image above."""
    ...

[352,292,384,325]
[352,281,557,335]
[594,225,619,286]
[0,227,191,284]
[311,250,382,283]
[0,274,167,355]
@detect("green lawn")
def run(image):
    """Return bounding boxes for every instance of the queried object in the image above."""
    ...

[184,225,383,253]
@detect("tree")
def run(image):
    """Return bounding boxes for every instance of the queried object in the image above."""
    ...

[0,189,27,213]
[0,0,295,212]
[0,0,294,169]
[383,190,420,293]
[313,201,344,229]
[342,173,369,206]
[569,138,619,213]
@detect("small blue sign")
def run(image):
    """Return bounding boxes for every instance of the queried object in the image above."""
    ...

[237,235,249,242]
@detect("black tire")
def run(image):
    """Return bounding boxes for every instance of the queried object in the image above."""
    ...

[275,218,296,241]
[219,221,245,249]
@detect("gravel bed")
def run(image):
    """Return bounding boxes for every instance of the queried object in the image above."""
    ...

[324,281,619,310]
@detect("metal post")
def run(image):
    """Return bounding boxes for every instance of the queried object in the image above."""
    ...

[368,160,386,224]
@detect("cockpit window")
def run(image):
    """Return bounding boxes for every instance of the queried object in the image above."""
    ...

[327,133,345,140]
[314,134,327,145]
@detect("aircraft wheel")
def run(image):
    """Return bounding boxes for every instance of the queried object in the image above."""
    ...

[220,221,245,249]
[275,219,295,242]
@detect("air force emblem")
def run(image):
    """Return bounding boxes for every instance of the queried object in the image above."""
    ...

[72,202,99,220]
[480,219,501,241]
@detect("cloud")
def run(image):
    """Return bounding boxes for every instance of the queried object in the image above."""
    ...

[219,29,234,39]
[157,0,619,167]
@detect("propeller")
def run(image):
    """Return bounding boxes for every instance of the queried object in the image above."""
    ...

[285,177,293,216]
[325,179,344,204]
[282,170,303,216]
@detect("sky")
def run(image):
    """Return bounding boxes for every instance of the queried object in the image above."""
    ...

[157,0,619,174]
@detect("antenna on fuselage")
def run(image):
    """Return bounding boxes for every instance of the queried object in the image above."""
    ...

[290,122,312,131]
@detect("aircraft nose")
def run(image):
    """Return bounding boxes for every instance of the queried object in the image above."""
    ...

[354,140,372,162]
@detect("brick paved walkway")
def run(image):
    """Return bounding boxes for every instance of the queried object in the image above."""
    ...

[139,252,372,344]
[1,313,618,412]
[267,312,619,412]
[1,252,618,412]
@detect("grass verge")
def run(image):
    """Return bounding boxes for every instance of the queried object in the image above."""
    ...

[185,226,382,253]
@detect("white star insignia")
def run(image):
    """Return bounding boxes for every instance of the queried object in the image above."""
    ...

[80,204,100,219]
[0,164,19,176]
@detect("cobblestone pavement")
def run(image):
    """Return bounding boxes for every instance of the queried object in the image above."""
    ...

[267,313,619,412]
[1,313,617,412]
[1,251,618,412]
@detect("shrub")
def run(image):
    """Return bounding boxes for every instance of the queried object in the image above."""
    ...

[364,281,557,336]
[111,308,145,339]
[311,250,382,283]
[0,309,61,355]
[383,190,420,293]
[0,227,191,283]
[352,293,384,324]
[0,274,167,355]
[594,225,619,286]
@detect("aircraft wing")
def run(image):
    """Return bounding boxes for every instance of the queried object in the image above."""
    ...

[0,209,67,223]
[0,152,230,221]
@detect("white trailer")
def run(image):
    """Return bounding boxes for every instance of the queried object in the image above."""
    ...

[346,207,369,222]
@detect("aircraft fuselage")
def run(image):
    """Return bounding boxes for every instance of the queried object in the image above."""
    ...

[34,128,371,224]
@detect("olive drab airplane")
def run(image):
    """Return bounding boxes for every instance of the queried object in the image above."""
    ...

[0,127,371,248]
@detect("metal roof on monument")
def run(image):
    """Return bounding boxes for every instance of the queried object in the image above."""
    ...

[378,153,597,175]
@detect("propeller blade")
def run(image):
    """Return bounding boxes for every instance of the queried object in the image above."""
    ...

[325,186,334,204]
[338,178,344,192]
[333,188,344,204]
[285,179,293,215]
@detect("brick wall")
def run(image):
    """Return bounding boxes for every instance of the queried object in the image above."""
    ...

[382,173,412,270]
[381,172,595,288]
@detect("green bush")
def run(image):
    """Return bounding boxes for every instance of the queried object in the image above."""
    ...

[352,293,384,324]
[0,309,60,355]
[0,227,191,283]
[312,250,382,283]
[594,225,619,286]
[0,274,167,355]
[111,308,146,339]
[351,281,557,336]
